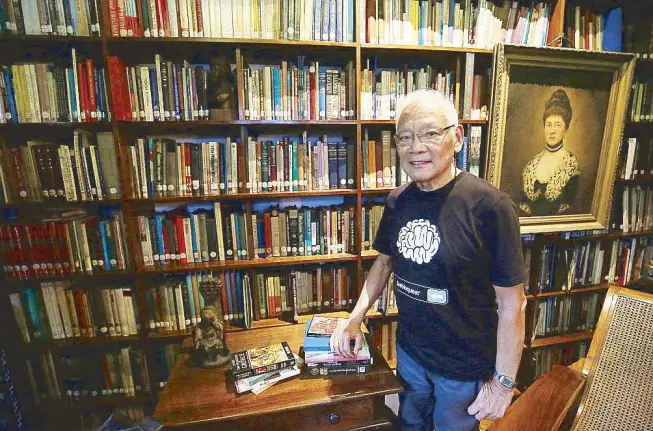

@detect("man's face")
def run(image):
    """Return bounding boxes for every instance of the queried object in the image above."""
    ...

[396,110,459,187]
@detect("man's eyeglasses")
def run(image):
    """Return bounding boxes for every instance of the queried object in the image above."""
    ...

[394,124,457,148]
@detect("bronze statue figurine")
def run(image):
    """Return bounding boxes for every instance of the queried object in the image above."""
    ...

[193,277,232,368]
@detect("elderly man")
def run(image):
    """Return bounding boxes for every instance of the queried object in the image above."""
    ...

[331,90,526,431]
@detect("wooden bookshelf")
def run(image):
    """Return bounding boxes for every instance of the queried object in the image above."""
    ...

[360,119,487,125]
[137,253,359,274]
[0,199,123,209]
[0,122,112,132]
[527,284,610,299]
[614,178,653,185]
[0,1,650,426]
[0,35,101,43]
[361,188,394,195]
[529,331,595,349]
[63,395,157,411]
[106,37,358,49]
[125,189,357,204]
[522,229,653,248]
[17,334,142,354]
[2,270,134,287]
[360,43,493,55]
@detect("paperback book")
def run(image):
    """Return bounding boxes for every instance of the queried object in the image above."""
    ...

[231,341,296,380]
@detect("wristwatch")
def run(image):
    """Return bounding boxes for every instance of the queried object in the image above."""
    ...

[493,371,517,390]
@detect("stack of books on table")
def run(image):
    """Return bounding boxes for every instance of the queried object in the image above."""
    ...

[304,316,373,377]
[230,341,300,395]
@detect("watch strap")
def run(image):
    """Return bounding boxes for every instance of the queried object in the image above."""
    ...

[493,371,516,390]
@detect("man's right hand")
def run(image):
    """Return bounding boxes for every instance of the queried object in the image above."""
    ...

[330,318,364,358]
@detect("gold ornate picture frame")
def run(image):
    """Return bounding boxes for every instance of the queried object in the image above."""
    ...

[486,44,636,234]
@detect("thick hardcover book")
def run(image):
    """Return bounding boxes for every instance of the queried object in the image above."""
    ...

[305,363,371,377]
[231,342,296,380]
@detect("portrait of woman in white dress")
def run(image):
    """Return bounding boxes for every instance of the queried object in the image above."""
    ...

[520,89,580,216]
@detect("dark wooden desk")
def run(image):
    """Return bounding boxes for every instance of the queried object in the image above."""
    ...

[153,324,403,430]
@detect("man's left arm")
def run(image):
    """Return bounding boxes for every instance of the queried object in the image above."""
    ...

[467,284,526,420]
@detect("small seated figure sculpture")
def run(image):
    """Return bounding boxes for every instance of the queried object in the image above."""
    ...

[193,278,232,368]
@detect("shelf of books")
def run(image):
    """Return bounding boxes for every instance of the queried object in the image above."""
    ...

[1,0,652,428]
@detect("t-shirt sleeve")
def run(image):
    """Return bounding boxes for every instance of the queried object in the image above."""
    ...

[482,196,526,287]
[372,202,395,256]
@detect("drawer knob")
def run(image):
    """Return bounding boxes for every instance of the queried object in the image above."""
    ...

[328,413,341,425]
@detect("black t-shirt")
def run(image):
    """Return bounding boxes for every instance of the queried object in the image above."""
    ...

[373,171,525,381]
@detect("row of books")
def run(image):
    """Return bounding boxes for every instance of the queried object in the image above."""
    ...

[253,266,354,320]
[23,347,150,407]
[231,341,299,394]
[144,274,207,332]
[371,320,397,366]
[127,135,356,199]
[461,53,489,121]
[146,265,354,334]
[564,5,608,51]
[59,348,151,398]
[532,240,605,294]
[614,186,653,234]
[456,124,482,176]
[136,204,356,267]
[1,211,129,279]
[369,271,397,315]
[157,342,180,388]
[607,237,652,288]
[526,341,589,384]
[528,236,652,295]
[242,60,355,121]
[0,51,110,124]
[623,11,653,57]
[9,282,140,342]
[628,79,653,123]
[108,55,209,122]
[362,203,384,250]
[364,0,551,48]
[107,0,355,43]
[361,130,401,189]
[23,351,60,402]
[620,138,653,180]
[360,63,455,120]
[304,316,372,377]
[0,132,120,204]
[531,291,605,340]
[0,0,100,36]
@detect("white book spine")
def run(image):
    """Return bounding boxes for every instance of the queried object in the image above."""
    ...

[167,0,180,37]
[101,289,117,337]
[140,67,154,122]
[124,291,139,335]
[64,289,81,337]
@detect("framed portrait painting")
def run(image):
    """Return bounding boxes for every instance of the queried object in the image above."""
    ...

[486,44,636,234]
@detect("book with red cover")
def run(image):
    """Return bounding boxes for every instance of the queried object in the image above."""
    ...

[107,57,131,121]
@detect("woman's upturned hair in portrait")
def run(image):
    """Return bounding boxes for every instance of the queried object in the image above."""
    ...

[542,89,572,127]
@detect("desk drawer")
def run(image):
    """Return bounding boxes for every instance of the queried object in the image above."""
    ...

[184,397,377,431]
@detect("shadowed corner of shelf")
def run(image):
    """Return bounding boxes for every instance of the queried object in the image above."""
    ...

[529,330,595,349]
[526,283,610,299]
[361,250,379,259]
[138,253,359,274]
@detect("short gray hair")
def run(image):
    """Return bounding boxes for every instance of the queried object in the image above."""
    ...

[395,89,458,128]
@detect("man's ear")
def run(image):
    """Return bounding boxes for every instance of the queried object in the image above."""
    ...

[453,125,464,153]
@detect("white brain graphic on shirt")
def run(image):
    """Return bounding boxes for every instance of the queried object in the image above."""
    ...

[396,219,440,264]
